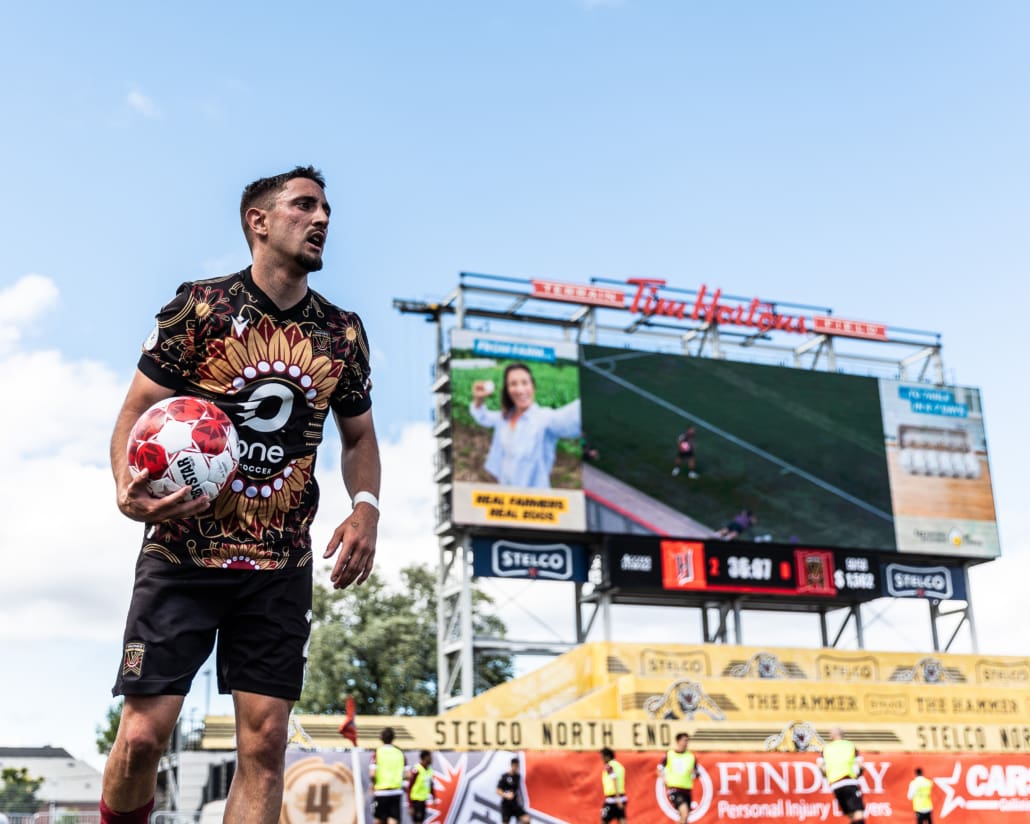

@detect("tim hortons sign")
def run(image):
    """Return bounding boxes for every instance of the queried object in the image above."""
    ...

[531,277,889,341]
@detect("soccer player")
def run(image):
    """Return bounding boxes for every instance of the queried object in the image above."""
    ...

[600,747,628,822]
[818,727,866,822]
[100,166,381,824]
[658,733,699,824]
[371,727,406,824]
[907,767,934,823]
[497,757,530,824]
[671,427,699,478]
[408,750,435,824]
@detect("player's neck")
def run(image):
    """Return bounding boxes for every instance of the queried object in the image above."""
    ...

[250,261,309,310]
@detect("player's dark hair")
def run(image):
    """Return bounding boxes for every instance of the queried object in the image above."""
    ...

[601,747,615,760]
[380,726,395,744]
[511,757,520,767]
[676,732,689,743]
[240,165,326,248]
[501,362,535,419]
[915,767,923,776]
[420,750,431,760]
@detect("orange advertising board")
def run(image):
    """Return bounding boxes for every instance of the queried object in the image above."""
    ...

[281,749,1030,823]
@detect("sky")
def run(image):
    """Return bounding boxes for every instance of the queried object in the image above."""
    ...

[1,0,1028,776]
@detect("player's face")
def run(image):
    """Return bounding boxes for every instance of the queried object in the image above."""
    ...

[266,177,331,273]
[505,368,535,413]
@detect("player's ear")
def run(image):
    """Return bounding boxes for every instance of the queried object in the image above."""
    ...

[245,206,268,239]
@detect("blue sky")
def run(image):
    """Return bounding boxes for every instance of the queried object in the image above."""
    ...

[1,1,1028,773]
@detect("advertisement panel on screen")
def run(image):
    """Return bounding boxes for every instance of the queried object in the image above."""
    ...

[577,344,999,558]
[880,380,999,556]
[449,329,586,531]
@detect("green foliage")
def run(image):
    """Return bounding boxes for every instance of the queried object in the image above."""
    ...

[95,698,123,755]
[298,563,513,715]
[0,767,43,813]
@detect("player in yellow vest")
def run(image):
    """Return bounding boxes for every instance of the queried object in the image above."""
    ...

[600,747,628,822]
[407,750,435,824]
[370,727,407,824]
[657,732,699,824]
[907,767,934,824]
[817,727,866,822]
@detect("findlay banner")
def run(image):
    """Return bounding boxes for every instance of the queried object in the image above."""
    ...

[280,749,1030,824]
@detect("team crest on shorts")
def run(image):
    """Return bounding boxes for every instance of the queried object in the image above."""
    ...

[122,642,146,677]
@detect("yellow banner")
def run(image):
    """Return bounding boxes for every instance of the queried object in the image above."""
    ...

[203,714,1030,754]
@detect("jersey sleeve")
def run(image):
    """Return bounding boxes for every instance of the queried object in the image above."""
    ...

[137,283,199,391]
[329,311,373,418]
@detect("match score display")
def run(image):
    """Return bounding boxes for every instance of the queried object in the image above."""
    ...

[608,536,967,601]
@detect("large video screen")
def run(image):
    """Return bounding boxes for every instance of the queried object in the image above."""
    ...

[445,335,999,558]
[578,345,999,558]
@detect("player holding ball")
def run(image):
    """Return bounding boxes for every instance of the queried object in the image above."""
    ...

[100,166,381,824]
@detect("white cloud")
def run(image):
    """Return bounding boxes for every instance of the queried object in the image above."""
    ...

[0,273,58,353]
[126,89,162,119]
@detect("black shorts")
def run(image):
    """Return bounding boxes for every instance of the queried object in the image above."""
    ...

[601,800,627,821]
[410,800,428,823]
[113,552,312,700]
[501,800,527,821]
[373,794,402,822]
[668,788,693,809]
[916,812,933,824]
[833,784,865,815]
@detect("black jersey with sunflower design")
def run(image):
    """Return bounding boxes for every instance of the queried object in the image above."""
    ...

[137,267,372,570]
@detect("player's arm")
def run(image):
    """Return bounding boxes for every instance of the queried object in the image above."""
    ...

[111,370,211,523]
[324,409,381,589]
[657,755,667,777]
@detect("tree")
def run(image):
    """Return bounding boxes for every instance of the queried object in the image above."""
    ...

[0,767,43,813]
[298,562,513,715]
[96,698,123,755]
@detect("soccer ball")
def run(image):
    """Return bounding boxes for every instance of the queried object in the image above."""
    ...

[127,396,240,500]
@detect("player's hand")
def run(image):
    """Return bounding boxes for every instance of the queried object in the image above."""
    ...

[117,469,210,522]
[324,502,379,589]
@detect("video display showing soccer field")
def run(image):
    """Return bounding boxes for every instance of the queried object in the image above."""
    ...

[579,345,899,551]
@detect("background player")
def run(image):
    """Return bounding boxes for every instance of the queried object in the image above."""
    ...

[907,767,934,824]
[671,426,699,478]
[497,757,530,824]
[371,727,407,824]
[818,727,866,822]
[600,747,628,823]
[658,732,699,824]
[407,750,435,824]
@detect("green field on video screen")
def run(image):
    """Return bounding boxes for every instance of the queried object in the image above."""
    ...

[579,345,897,549]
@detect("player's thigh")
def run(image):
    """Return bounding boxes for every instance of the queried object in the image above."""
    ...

[217,565,313,699]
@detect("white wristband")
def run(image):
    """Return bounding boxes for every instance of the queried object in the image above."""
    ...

[352,491,379,511]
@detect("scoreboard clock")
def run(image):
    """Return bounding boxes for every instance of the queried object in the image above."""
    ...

[659,540,836,596]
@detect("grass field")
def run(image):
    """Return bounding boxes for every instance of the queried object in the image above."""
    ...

[580,345,896,549]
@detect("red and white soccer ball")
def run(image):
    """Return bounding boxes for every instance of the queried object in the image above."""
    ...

[127,396,240,500]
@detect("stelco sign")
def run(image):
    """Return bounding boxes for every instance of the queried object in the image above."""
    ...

[531,277,889,341]
[472,539,587,582]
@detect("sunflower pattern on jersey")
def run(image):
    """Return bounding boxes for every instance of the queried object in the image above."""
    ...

[195,317,341,546]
